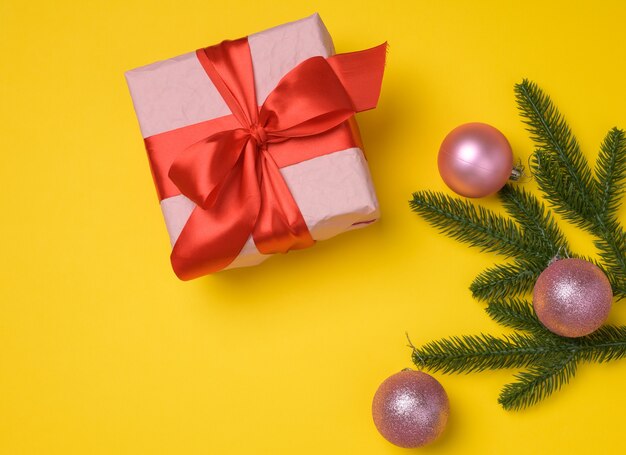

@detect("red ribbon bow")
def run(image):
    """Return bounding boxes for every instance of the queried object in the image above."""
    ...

[145,38,387,280]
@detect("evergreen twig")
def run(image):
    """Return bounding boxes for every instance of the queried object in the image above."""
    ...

[498,184,567,257]
[413,333,571,374]
[517,79,626,298]
[498,355,577,411]
[592,128,626,296]
[516,79,597,228]
[409,191,549,261]
[469,185,567,301]
[470,261,541,302]
[595,128,626,222]
[413,327,626,375]
[484,298,545,333]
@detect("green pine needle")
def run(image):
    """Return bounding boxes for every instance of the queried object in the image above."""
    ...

[498,355,577,411]
[575,325,626,363]
[515,79,597,227]
[412,333,567,374]
[595,128,626,222]
[412,327,626,375]
[592,229,626,299]
[484,298,546,333]
[470,185,566,301]
[498,184,567,256]
[529,150,596,229]
[470,260,541,301]
[409,190,545,261]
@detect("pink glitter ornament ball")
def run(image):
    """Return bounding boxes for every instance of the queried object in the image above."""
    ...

[438,122,514,198]
[372,370,449,448]
[533,258,613,338]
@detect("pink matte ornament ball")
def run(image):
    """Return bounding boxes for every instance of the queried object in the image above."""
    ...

[533,258,613,337]
[372,370,449,448]
[438,122,514,198]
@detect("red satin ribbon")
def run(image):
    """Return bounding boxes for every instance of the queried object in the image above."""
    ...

[144,38,387,280]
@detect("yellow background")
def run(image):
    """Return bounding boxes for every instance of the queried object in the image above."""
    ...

[2,1,626,453]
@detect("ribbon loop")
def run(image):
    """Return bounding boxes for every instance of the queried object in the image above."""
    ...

[168,129,250,210]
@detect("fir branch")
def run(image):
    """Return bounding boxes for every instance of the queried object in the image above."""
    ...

[593,226,626,298]
[470,260,541,301]
[412,333,568,374]
[591,129,626,292]
[498,354,577,411]
[575,325,626,363]
[516,81,626,292]
[530,149,597,229]
[411,326,626,410]
[485,298,546,333]
[469,184,567,302]
[409,191,545,260]
[515,79,597,226]
[412,327,626,375]
[498,327,626,410]
[498,184,567,257]
[594,128,626,222]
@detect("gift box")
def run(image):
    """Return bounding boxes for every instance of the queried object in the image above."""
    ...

[125,14,386,280]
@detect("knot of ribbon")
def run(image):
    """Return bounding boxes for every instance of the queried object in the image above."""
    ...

[248,124,268,147]
[146,37,387,279]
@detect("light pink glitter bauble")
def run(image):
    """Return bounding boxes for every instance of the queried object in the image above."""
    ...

[438,122,513,198]
[533,258,613,337]
[372,370,449,448]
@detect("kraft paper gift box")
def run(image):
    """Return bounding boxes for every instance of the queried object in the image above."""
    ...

[125,14,385,279]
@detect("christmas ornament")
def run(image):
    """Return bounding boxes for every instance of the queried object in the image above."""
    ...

[533,258,613,337]
[438,122,514,198]
[409,80,626,410]
[372,370,449,448]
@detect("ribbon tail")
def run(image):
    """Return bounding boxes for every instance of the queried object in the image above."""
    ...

[327,43,388,113]
[170,140,261,279]
[253,150,314,254]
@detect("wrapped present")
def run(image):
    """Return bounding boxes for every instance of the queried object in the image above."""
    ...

[125,14,387,280]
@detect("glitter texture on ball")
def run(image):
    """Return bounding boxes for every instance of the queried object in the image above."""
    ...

[372,370,449,448]
[438,122,513,198]
[533,258,613,337]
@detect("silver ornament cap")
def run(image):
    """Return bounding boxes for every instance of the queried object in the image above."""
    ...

[372,370,449,448]
[533,258,613,337]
